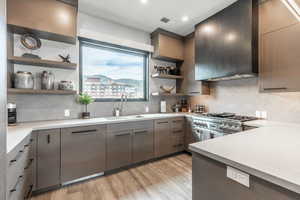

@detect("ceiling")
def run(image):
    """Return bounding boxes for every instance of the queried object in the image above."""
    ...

[79,0,237,36]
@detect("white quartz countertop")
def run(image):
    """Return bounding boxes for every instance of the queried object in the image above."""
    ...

[7,113,186,154]
[190,121,300,194]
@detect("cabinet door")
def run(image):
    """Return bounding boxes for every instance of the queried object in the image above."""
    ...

[132,127,154,163]
[170,118,185,153]
[260,23,300,92]
[36,129,60,190]
[159,34,184,61]
[154,119,172,157]
[259,0,298,35]
[7,0,77,42]
[184,117,193,151]
[61,125,106,183]
[106,129,132,170]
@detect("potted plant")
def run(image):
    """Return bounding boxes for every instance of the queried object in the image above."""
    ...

[78,93,94,119]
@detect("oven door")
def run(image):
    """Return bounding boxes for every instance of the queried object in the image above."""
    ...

[193,128,212,142]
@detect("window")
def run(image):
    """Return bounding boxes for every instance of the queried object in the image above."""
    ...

[80,39,149,101]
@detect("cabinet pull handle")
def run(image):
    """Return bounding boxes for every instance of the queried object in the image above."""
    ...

[9,150,24,165]
[263,87,287,91]
[173,130,183,134]
[157,121,168,124]
[173,120,182,123]
[10,175,23,193]
[71,129,97,135]
[47,134,50,144]
[115,132,131,137]
[134,130,148,135]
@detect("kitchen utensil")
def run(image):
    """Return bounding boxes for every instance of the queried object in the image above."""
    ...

[41,71,55,90]
[58,81,74,91]
[14,71,34,89]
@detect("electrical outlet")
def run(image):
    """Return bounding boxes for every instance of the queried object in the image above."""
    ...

[145,106,149,113]
[227,166,250,188]
[261,111,267,119]
[255,111,261,118]
[64,109,70,117]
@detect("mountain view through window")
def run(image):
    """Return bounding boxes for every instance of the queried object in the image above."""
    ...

[80,41,148,101]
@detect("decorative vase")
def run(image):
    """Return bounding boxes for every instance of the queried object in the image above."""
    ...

[82,112,90,119]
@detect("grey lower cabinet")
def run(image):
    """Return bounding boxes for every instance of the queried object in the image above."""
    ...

[106,124,133,170]
[61,125,106,183]
[154,117,185,158]
[132,122,154,163]
[154,119,172,157]
[106,121,154,170]
[36,129,61,190]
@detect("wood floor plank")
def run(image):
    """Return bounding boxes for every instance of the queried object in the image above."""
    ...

[32,154,192,200]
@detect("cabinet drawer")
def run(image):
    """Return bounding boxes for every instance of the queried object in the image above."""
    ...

[7,174,26,200]
[171,118,185,130]
[7,135,33,192]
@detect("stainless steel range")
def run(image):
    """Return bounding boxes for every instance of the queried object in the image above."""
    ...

[192,113,257,142]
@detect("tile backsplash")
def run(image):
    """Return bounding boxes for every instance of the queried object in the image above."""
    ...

[190,78,300,123]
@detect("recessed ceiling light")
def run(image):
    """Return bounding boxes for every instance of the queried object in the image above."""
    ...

[182,16,189,22]
[140,0,148,4]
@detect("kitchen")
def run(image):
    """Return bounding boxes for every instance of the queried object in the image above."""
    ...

[1,0,300,199]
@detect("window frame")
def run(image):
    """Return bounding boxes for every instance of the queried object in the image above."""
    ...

[79,37,149,102]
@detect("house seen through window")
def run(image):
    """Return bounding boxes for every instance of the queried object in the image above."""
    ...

[80,40,148,101]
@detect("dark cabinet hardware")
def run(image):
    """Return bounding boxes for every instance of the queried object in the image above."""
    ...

[71,129,97,135]
[47,134,50,144]
[134,130,148,135]
[157,121,168,124]
[173,130,183,134]
[115,132,131,137]
[9,149,24,165]
[263,87,287,91]
[172,120,183,123]
[10,175,23,193]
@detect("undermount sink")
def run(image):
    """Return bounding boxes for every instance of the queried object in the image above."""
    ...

[105,115,145,121]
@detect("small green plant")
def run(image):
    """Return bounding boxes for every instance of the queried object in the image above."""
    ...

[78,93,94,112]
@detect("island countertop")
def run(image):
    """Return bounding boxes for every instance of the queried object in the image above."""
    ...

[189,124,300,194]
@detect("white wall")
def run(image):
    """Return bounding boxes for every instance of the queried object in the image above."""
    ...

[78,12,153,52]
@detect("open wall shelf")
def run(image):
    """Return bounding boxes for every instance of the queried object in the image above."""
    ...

[8,56,77,70]
[8,88,77,95]
[151,73,183,80]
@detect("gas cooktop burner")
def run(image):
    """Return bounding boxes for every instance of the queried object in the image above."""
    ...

[201,112,257,122]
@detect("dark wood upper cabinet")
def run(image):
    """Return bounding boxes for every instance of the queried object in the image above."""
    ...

[7,0,77,44]
[259,0,300,93]
[151,29,184,62]
[195,0,258,81]
[259,0,298,35]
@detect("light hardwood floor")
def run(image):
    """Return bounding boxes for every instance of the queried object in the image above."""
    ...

[32,154,192,200]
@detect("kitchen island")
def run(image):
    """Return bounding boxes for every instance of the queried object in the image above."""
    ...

[190,123,300,199]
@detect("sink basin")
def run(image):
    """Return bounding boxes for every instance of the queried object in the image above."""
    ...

[105,115,145,121]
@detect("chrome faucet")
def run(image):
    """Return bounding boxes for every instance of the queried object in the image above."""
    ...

[113,94,128,117]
